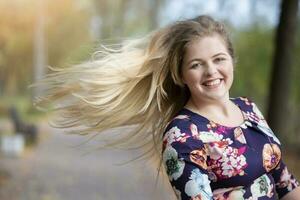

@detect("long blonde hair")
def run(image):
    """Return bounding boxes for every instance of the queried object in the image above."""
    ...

[31,15,234,170]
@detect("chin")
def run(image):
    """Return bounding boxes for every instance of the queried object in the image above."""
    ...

[204,91,229,101]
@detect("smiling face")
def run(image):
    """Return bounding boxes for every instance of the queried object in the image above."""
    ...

[181,35,234,103]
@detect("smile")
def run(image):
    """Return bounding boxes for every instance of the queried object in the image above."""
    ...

[202,79,222,88]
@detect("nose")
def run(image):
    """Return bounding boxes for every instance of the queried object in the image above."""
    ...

[205,62,218,76]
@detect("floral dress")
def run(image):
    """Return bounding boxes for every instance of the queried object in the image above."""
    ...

[162,97,299,200]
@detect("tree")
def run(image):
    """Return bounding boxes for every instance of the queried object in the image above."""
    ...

[32,0,47,99]
[267,0,299,145]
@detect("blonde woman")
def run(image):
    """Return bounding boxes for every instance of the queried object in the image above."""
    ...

[34,15,300,199]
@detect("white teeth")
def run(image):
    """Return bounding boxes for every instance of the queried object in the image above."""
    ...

[203,79,221,86]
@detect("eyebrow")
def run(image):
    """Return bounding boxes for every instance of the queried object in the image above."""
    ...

[186,52,227,65]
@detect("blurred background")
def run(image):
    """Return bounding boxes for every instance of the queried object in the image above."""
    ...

[0,0,299,199]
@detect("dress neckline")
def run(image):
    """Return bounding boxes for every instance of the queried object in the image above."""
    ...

[182,98,248,129]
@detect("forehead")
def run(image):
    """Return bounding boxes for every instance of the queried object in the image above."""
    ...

[184,35,228,60]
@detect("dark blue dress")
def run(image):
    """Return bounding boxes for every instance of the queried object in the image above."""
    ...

[162,97,299,199]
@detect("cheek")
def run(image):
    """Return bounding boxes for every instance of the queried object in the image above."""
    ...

[226,68,234,78]
[221,64,234,78]
[223,67,234,87]
[184,71,201,85]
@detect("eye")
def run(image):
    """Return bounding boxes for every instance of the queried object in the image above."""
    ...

[190,63,202,69]
[214,57,226,63]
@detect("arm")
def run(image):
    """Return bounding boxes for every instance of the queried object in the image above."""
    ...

[272,160,300,199]
[162,120,213,200]
[281,186,300,200]
[250,100,300,199]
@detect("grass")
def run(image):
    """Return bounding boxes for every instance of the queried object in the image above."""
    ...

[0,95,47,123]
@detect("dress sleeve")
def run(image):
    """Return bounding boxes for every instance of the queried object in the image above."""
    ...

[162,119,213,200]
[272,160,300,199]
[250,100,300,198]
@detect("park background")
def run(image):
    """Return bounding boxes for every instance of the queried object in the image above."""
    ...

[0,0,299,199]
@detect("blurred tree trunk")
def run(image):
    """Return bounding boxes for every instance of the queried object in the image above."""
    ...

[267,0,299,145]
[93,0,111,39]
[32,0,47,99]
[93,0,130,39]
[112,0,129,37]
[148,0,161,30]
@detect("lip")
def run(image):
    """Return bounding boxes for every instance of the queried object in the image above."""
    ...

[201,78,223,89]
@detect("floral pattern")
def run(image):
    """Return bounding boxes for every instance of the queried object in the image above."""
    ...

[250,174,274,198]
[213,186,245,200]
[252,103,281,144]
[185,168,213,199]
[276,166,299,191]
[207,145,247,179]
[163,145,185,181]
[163,126,190,149]
[162,97,299,200]
[234,127,247,144]
[262,143,281,172]
[190,123,223,142]
[190,149,208,170]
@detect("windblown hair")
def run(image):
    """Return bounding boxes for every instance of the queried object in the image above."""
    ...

[32,15,234,169]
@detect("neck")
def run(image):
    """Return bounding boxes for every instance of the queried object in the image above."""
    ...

[186,95,232,118]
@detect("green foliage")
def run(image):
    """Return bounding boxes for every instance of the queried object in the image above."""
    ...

[0,0,93,97]
[0,95,45,122]
[292,21,300,104]
[0,0,35,96]
[231,26,275,110]
[46,0,92,67]
[231,21,300,141]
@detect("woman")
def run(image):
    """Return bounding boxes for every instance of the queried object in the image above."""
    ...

[33,15,300,199]
[161,16,300,199]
